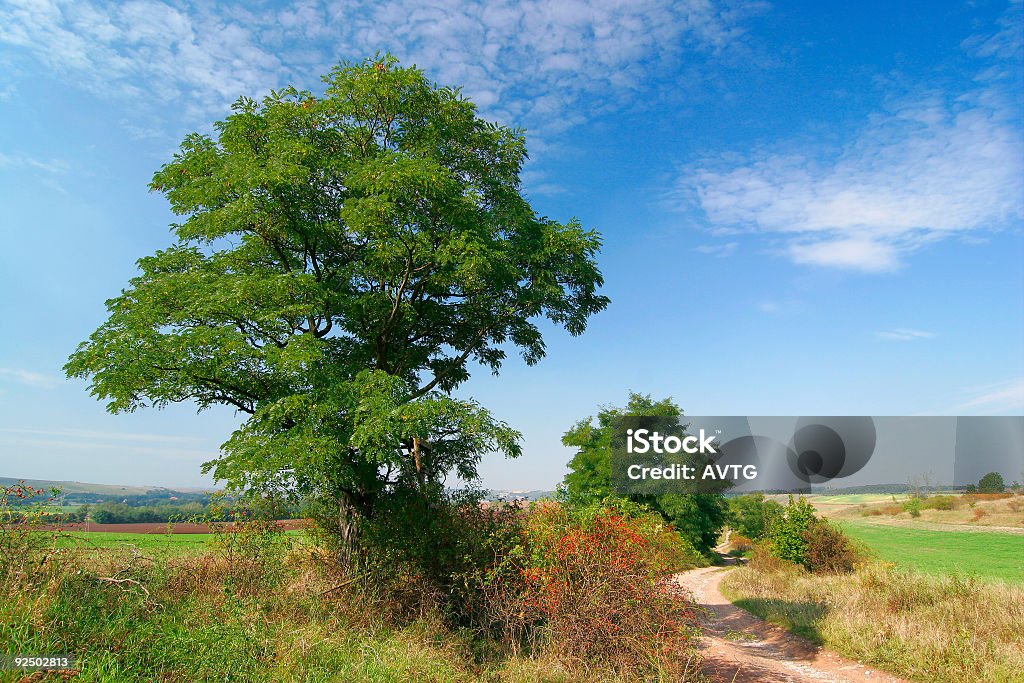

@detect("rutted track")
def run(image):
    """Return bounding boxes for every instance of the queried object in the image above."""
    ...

[674,564,907,683]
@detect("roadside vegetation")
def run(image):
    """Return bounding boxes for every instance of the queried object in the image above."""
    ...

[1,482,707,682]
[720,493,1024,682]
[721,559,1024,682]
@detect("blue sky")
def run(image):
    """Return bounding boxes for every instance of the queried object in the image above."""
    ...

[0,0,1022,490]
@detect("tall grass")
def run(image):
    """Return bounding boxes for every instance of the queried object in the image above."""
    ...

[0,496,707,682]
[721,562,1024,682]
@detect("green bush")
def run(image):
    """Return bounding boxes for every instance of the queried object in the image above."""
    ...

[768,496,816,567]
[727,493,784,540]
[978,472,1005,493]
[902,498,922,517]
[921,495,957,511]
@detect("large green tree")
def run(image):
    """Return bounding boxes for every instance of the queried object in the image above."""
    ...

[66,56,608,560]
[561,393,728,553]
[978,471,1005,493]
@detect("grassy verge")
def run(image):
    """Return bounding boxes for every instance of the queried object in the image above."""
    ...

[838,521,1024,582]
[721,564,1024,683]
[2,503,706,682]
[0,543,639,683]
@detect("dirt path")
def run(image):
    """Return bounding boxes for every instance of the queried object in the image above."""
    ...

[674,565,908,683]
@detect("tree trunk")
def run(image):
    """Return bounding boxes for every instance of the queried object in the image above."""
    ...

[337,492,363,570]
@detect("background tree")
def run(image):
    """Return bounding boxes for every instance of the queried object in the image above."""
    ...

[560,393,728,553]
[727,493,784,540]
[65,56,608,563]
[768,495,816,567]
[978,471,1006,493]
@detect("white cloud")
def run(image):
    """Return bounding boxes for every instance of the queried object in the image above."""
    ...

[0,427,214,462]
[953,378,1024,414]
[0,427,203,444]
[0,0,286,118]
[0,152,69,174]
[0,0,763,134]
[873,328,935,342]
[0,368,63,388]
[678,4,1024,272]
[695,241,738,257]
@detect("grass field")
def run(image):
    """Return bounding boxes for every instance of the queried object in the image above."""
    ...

[49,530,308,558]
[839,520,1024,583]
[57,531,214,555]
[809,493,909,505]
[721,563,1024,682]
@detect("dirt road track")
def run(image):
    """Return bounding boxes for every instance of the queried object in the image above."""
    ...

[674,565,908,683]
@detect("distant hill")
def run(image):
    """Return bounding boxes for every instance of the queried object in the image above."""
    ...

[0,477,217,504]
[1,476,152,496]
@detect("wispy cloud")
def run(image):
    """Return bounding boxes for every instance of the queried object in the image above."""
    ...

[0,152,69,175]
[0,427,203,444]
[0,427,213,462]
[874,328,935,342]
[0,0,763,134]
[695,241,739,257]
[0,368,63,388]
[676,3,1024,272]
[953,377,1024,414]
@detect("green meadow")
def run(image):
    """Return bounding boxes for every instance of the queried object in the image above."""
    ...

[839,520,1024,583]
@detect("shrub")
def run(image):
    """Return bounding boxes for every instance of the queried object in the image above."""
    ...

[496,499,704,677]
[728,533,754,555]
[971,508,987,522]
[747,541,804,574]
[353,485,526,629]
[768,496,816,567]
[902,498,922,517]
[802,519,864,573]
[921,495,957,511]
[0,482,65,589]
[203,495,292,597]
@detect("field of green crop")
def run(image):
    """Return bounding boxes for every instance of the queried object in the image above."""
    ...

[839,520,1024,583]
[52,530,307,557]
[57,532,213,556]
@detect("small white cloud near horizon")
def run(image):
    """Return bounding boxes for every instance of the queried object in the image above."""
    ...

[0,367,63,388]
[874,328,936,342]
[0,427,204,444]
[0,427,217,465]
[952,377,1024,415]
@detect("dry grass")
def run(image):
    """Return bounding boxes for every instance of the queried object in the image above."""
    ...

[721,562,1024,682]
[835,492,1024,529]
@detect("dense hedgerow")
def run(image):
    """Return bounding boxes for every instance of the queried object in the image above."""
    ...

[765,496,865,573]
[1,488,708,682]
[498,500,705,676]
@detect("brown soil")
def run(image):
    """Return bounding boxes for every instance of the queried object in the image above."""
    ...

[674,564,908,683]
[38,519,309,533]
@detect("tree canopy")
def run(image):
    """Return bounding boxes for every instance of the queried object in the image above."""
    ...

[978,471,1005,493]
[66,56,608,547]
[560,393,728,553]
